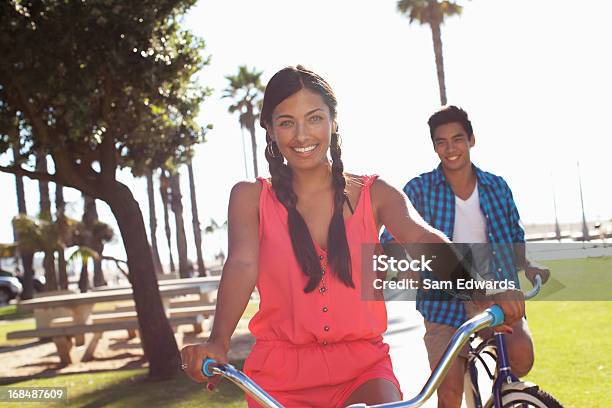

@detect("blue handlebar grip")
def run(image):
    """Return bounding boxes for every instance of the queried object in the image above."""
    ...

[488,305,505,327]
[202,358,216,377]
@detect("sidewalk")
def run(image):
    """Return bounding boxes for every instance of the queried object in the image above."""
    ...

[385,300,495,408]
[384,300,437,407]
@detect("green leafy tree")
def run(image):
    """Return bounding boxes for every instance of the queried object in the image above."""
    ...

[223,66,265,178]
[397,0,465,105]
[0,0,208,379]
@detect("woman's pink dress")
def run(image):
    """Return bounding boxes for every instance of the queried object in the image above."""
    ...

[244,175,401,407]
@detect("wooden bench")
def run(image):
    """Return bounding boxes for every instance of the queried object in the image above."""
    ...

[51,305,215,336]
[113,298,214,313]
[94,306,215,335]
[7,314,204,365]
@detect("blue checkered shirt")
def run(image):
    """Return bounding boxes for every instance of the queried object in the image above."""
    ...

[380,165,525,327]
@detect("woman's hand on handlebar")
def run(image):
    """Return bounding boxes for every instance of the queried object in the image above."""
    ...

[180,338,229,390]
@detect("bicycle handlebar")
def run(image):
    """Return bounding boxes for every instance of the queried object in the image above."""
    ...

[202,358,284,408]
[524,274,542,300]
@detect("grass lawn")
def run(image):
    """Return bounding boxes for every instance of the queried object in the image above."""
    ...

[518,256,612,300]
[520,257,612,407]
[0,305,33,321]
[0,364,248,407]
[0,305,35,347]
[524,301,611,408]
[0,318,35,347]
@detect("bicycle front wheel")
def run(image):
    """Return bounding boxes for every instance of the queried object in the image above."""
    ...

[501,385,563,408]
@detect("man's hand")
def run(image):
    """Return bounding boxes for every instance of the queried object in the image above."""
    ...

[525,263,550,286]
[472,289,525,333]
[491,289,525,327]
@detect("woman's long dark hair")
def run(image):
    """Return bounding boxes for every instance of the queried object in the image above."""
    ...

[261,65,354,293]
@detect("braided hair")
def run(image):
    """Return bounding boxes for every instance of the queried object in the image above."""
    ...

[261,65,354,293]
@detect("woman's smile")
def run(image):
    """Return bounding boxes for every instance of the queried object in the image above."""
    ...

[291,143,319,157]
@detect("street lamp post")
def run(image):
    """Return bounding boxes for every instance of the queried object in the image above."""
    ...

[577,162,589,242]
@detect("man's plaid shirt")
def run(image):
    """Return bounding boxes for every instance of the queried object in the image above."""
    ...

[380,164,525,327]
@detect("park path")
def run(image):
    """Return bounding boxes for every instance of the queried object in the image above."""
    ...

[384,298,496,408]
[383,300,438,407]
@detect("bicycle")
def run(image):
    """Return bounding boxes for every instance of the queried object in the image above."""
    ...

[201,275,563,407]
[462,275,562,408]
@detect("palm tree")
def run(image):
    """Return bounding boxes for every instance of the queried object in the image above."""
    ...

[11,135,35,299]
[36,154,58,291]
[159,170,176,273]
[169,171,190,278]
[146,168,164,275]
[55,184,69,290]
[397,0,464,105]
[67,246,99,290]
[77,195,109,291]
[187,162,206,276]
[78,195,95,292]
[223,66,265,178]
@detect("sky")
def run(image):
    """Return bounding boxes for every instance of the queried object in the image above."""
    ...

[1,0,611,265]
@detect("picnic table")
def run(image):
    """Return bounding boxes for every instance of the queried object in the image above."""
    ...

[18,280,219,329]
[91,275,221,292]
[8,279,220,364]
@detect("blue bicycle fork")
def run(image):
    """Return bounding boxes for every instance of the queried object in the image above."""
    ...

[491,332,519,407]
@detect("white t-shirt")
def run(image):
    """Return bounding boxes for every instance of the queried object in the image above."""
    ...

[453,184,493,280]
[453,184,487,243]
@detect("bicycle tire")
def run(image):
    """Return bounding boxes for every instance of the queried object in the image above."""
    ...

[501,386,563,408]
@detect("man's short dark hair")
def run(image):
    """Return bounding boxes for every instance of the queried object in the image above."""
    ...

[428,105,473,140]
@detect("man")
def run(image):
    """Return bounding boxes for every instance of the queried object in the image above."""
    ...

[381,105,550,407]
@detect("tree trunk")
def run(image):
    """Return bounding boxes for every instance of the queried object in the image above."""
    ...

[246,109,259,178]
[81,194,108,288]
[107,181,180,379]
[37,155,58,291]
[92,241,106,287]
[43,253,58,291]
[430,20,447,106]
[57,252,68,290]
[12,140,34,299]
[170,172,190,278]
[147,169,163,275]
[160,171,176,273]
[37,155,51,219]
[78,261,89,293]
[187,163,206,276]
[20,254,34,297]
[55,185,69,290]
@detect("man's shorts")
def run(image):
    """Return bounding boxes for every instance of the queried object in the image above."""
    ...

[423,302,528,369]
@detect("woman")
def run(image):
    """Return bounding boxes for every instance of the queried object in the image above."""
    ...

[180,65,522,407]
